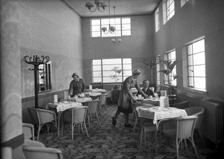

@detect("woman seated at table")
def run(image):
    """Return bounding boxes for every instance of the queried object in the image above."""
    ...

[112,69,149,128]
[137,79,155,98]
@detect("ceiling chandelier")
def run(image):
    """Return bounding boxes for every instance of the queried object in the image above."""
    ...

[101,4,116,34]
[85,0,107,12]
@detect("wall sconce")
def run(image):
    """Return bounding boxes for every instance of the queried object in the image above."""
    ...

[111,38,122,44]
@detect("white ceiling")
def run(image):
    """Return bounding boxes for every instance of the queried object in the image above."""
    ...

[62,0,161,18]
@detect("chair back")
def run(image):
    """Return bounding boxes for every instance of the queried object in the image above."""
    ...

[185,106,205,130]
[87,100,99,114]
[177,115,198,139]
[23,140,63,159]
[22,123,35,140]
[71,106,88,124]
[35,108,56,125]
[27,107,39,124]
[173,101,189,109]
[99,94,107,106]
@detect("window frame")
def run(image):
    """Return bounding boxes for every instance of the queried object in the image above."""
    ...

[92,58,132,83]
[186,38,206,91]
[163,0,175,24]
[155,8,160,32]
[91,17,131,38]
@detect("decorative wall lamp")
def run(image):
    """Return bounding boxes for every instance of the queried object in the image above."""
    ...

[111,38,122,44]
[85,0,107,12]
[23,55,50,108]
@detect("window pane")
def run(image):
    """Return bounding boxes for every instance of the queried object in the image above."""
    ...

[103,59,121,64]
[187,45,193,55]
[115,31,121,36]
[92,32,100,37]
[193,39,204,53]
[122,18,130,24]
[122,24,131,30]
[189,77,194,86]
[92,20,100,25]
[122,30,131,36]
[193,53,205,65]
[103,70,121,76]
[93,71,101,77]
[123,70,132,76]
[93,78,102,83]
[194,77,206,89]
[123,58,132,63]
[92,26,100,31]
[93,60,101,65]
[103,65,121,71]
[188,66,194,76]
[194,65,205,77]
[188,55,193,65]
[101,19,109,25]
[123,64,132,70]
[93,66,101,71]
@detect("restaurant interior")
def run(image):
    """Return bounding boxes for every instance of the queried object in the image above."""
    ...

[1,0,224,159]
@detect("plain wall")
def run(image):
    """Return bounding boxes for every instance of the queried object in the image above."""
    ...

[82,15,155,86]
[154,0,224,101]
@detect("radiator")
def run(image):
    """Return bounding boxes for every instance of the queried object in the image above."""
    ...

[200,99,224,146]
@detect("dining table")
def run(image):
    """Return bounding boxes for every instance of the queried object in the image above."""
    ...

[47,97,92,137]
[136,105,188,155]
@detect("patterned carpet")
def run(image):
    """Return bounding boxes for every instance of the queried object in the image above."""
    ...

[39,104,216,159]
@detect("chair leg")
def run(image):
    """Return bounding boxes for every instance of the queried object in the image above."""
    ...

[72,123,74,140]
[189,138,199,159]
[96,113,100,125]
[176,139,180,159]
[198,129,206,146]
[83,123,89,137]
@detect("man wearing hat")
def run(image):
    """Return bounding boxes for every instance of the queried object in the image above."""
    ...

[69,73,85,97]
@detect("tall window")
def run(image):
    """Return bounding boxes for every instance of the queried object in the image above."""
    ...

[164,50,176,85]
[91,18,131,37]
[163,0,175,24]
[181,0,189,7]
[92,58,132,83]
[155,8,160,32]
[187,39,206,90]
[38,61,52,92]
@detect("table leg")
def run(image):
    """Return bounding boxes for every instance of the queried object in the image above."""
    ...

[155,123,159,155]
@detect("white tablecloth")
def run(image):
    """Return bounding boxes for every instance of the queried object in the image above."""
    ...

[137,106,187,124]
[48,101,83,112]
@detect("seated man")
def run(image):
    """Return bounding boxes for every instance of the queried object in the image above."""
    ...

[138,80,155,98]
